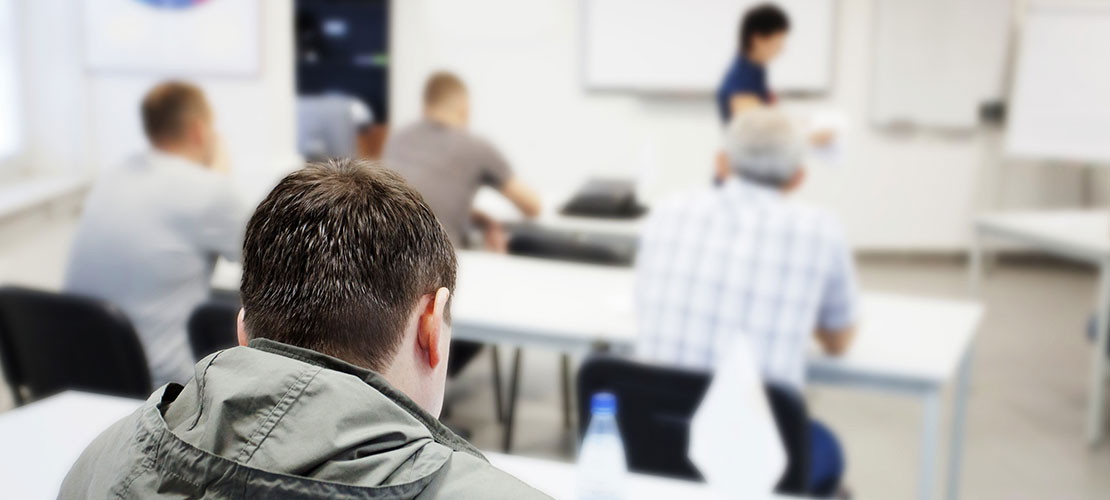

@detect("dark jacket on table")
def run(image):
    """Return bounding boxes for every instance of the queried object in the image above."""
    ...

[59,338,549,499]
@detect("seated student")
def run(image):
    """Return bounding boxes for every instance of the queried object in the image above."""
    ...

[384,71,541,251]
[384,71,541,376]
[59,160,548,500]
[64,81,247,388]
[635,108,858,496]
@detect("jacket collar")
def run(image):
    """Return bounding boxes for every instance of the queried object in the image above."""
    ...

[245,338,483,459]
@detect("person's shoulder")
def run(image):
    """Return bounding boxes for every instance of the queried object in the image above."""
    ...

[783,200,847,240]
[417,451,552,500]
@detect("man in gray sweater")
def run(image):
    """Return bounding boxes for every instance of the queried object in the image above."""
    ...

[59,160,548,499]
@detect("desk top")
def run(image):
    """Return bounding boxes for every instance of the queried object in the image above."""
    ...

[473,186,644,239]
[451,252,981,387]
[214,252,982,387]
[0,392,144,499]
[485,452,799,500]
[976,210,1110,261]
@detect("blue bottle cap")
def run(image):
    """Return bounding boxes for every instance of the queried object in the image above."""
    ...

[591,392,617,415]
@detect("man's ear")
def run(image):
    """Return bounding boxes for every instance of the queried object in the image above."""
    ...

[237,308,249,347]
[784,168,806,193]
[416,287,451,369]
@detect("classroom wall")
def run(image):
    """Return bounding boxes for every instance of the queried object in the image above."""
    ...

[391,0,1102,251]
[15,0,298,201]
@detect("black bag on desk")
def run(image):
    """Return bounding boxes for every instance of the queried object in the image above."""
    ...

[560,178,646,219]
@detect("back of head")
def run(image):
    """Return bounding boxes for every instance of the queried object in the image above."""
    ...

[423,71,467,111]
[739,3,790,54]
[141,81,210,147]
[240,159,457,373]
[723,108,803,187]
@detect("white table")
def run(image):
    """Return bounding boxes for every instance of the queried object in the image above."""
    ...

[451,252,981,500]
[486,452,801,500]
[0,391,796,500]
[0,392,144,499]
[212,252,982,500]
[973,210,1110,446]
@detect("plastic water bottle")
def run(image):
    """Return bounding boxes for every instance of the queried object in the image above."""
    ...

[577,392,627,500]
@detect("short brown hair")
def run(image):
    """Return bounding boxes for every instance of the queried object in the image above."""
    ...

[140,81,210,145]
[240,159,457,372]
[423,71,467,108]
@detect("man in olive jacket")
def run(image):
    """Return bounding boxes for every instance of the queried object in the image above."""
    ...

[59,159,549,499]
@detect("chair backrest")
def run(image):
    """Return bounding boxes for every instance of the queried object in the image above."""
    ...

[576,355,811,495]
[0,286,152,405]
[186,300,240,361]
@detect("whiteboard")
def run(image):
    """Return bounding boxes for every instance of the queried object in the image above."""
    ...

[870,0,1011,128]
[1006,1,1110,163]
[583,0,836,94]
[82,0,261,76]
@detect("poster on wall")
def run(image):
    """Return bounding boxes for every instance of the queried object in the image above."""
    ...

[83,0,261,76]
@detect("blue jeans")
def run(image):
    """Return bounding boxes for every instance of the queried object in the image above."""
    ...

[809,420,845,496]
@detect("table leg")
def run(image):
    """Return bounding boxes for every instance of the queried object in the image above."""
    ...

[968,230,983,297]
[561,354,573,430]
[918,392,940,500]
[1085,262,1110,445]
[502,347,523,452]
[946,351,973,500]
[491,346,504,423]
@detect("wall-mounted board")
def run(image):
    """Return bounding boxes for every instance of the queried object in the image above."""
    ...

[583,0,836,94]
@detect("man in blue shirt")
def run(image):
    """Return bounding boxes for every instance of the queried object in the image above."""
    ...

[716,4,790,123]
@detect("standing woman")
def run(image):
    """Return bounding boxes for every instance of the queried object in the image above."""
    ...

[717,4,791,123]
[713,4,792,182]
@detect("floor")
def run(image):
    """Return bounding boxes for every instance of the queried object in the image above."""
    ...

[2,213,1109,499]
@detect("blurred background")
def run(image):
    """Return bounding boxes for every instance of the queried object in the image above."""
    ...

[1,0,1109,499]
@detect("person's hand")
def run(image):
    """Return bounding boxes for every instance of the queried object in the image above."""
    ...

[714,150,730,183]
[483,221,509,254]
[210,136,232,175]
[810,129,836,148]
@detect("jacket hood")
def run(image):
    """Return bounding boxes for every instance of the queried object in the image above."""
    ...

[157,339,482,491]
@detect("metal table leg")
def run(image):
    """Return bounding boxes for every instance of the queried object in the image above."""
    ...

[561,354,572,430]
[918,392,940,500]
[491,346,504,423]
[968,229,983,296]
[502,347,523,452]
[1086,262,1110,445]
[946,350,973,500]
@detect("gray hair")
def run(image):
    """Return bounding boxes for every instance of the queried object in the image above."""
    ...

[723,108,803,187]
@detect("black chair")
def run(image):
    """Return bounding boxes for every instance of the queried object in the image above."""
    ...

[0,286,152,405]
[186,300,241,361]
[577,355,811,495]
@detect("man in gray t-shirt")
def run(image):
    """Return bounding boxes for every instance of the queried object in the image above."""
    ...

[384,72,540,250]
[65,82,247,388]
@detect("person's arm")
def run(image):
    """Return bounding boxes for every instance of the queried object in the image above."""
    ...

[197,180,248,262]
[729,93,765,116]
[471,209,508,253]
[475,138,542,218]
[814,221,860,357]
[816,325,856,356]
[499,177,541,218]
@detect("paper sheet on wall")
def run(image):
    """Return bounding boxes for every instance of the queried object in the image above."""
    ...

[688,337,786,499]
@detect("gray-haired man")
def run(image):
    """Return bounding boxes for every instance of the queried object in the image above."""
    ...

[635,108,858,496]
